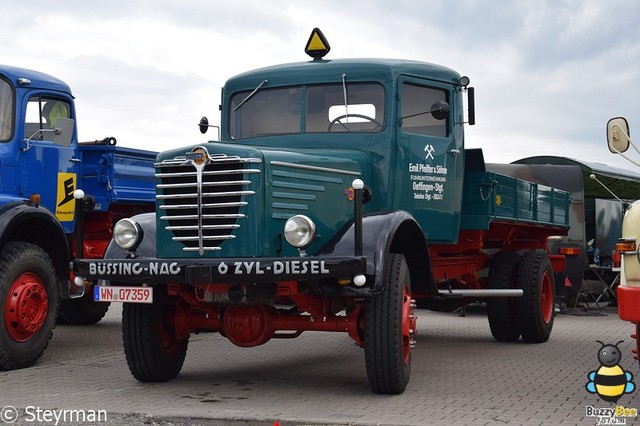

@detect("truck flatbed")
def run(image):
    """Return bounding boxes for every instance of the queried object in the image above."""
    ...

[461,170,570,230]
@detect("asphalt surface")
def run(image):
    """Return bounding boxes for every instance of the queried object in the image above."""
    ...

[1,303,639,426]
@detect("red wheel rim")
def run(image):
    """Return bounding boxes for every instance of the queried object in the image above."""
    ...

[401,287,416,365]
[4,273,48,342]
[540,271,553,324]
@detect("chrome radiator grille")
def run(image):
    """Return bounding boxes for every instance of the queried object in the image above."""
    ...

[155,147,260,255]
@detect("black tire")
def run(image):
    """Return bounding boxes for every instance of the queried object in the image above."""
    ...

[517,249,555,343]
[122,287,188,382]
[0,242,59,370]
[57,289,110,325]
[364,253,415,394]
[487,251,521,342]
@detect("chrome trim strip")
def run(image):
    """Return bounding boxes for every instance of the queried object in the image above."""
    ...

[270,161,361,176]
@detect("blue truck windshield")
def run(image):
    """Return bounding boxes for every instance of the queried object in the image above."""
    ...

[229,83,385,139]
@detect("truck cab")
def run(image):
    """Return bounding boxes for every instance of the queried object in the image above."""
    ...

[0,66,79,224]
[605,117,640,366]
[0,64,157,370]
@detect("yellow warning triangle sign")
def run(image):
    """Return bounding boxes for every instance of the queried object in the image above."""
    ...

[305,28,330,59]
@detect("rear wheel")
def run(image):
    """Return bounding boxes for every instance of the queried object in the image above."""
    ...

[123,287,188,382]
[364,253,415,394]
[487,251,521,342]
[0,242,58,370]
[517,249,555,343]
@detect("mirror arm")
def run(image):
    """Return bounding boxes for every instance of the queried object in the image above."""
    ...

[21,128,57,152]
[612,146,640,168]
[612,123,638,155]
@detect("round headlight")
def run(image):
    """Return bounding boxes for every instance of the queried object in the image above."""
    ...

[284,215,316,248]
[113,218,143,251]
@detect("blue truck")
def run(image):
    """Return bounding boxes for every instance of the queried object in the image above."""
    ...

[0,65,156,369]
[73,29,571,394]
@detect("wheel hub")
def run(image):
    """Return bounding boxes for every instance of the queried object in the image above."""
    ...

[4,273,48,342]
[540,271,553,324]
[401,289,417,365]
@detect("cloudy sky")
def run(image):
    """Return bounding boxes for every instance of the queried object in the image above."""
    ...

[2,0,640,171]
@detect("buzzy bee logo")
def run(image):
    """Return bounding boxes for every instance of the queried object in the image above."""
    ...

[585,341,638,424]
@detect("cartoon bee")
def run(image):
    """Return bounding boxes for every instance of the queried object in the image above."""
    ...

[586,340,636,403]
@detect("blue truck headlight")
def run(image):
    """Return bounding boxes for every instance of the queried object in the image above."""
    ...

[113,218,143,251]
[284,215,316,248]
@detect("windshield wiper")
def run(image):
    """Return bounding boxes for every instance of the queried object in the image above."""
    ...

[233,79,268,111]
[341,73,349,122]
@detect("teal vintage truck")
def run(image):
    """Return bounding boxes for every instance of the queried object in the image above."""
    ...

[73,29,570,394]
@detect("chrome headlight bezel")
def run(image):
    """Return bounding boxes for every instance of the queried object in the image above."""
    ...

[284,215,316,249]
[113,218,143,251]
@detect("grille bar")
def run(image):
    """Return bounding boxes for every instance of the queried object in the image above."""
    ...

[166,224,240,231]
[157,190,255,200]
[160,214,245,220]
[155,168,260,178]
[157,180,252,189]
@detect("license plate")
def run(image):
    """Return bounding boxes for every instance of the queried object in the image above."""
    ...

[94,286,153,304]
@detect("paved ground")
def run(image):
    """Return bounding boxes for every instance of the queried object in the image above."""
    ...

[1,304,639,426]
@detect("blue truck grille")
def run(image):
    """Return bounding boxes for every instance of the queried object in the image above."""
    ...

[155,148,260,255]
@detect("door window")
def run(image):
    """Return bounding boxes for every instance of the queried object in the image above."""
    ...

[400,83,448,137]
[25,97,71,141]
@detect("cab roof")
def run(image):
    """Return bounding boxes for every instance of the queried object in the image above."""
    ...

[0,64,73,96]
[224,58,462,91]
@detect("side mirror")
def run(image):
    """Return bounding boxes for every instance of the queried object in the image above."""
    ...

[52,117,75,147]
[198,116,221,141]
[199,116,209,134]
[607,117,631,154]
[430,101,450,120]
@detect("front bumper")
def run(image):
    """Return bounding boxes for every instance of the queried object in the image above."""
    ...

[72,256,366,286]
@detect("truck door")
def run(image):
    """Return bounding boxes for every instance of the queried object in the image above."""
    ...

[394,78,463,243]
[20,95,79,233]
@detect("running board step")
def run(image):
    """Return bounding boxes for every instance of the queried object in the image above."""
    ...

[437,289,524,298]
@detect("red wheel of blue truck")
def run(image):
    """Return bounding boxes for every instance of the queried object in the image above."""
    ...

[123,287,189,382]
[364,253,414,394]
[517,249,555,343]
[5,273,48,341]
[0,242,58,370]
[487,251,522,342]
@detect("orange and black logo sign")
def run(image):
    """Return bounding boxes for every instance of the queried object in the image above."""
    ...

[55,172,76,221]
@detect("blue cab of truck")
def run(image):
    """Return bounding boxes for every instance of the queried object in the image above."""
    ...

[0,65,156,370]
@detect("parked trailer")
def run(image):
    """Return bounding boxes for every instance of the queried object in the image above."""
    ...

[73,29,570,394]
[488,156,640,301]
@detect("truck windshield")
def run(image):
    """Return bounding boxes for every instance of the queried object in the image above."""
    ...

[0,79,13,142]
[229,82,385,139]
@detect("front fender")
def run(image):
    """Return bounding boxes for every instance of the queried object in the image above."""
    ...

[319,211,431,293]
[104,212,157,259]
[0,200,70,296]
